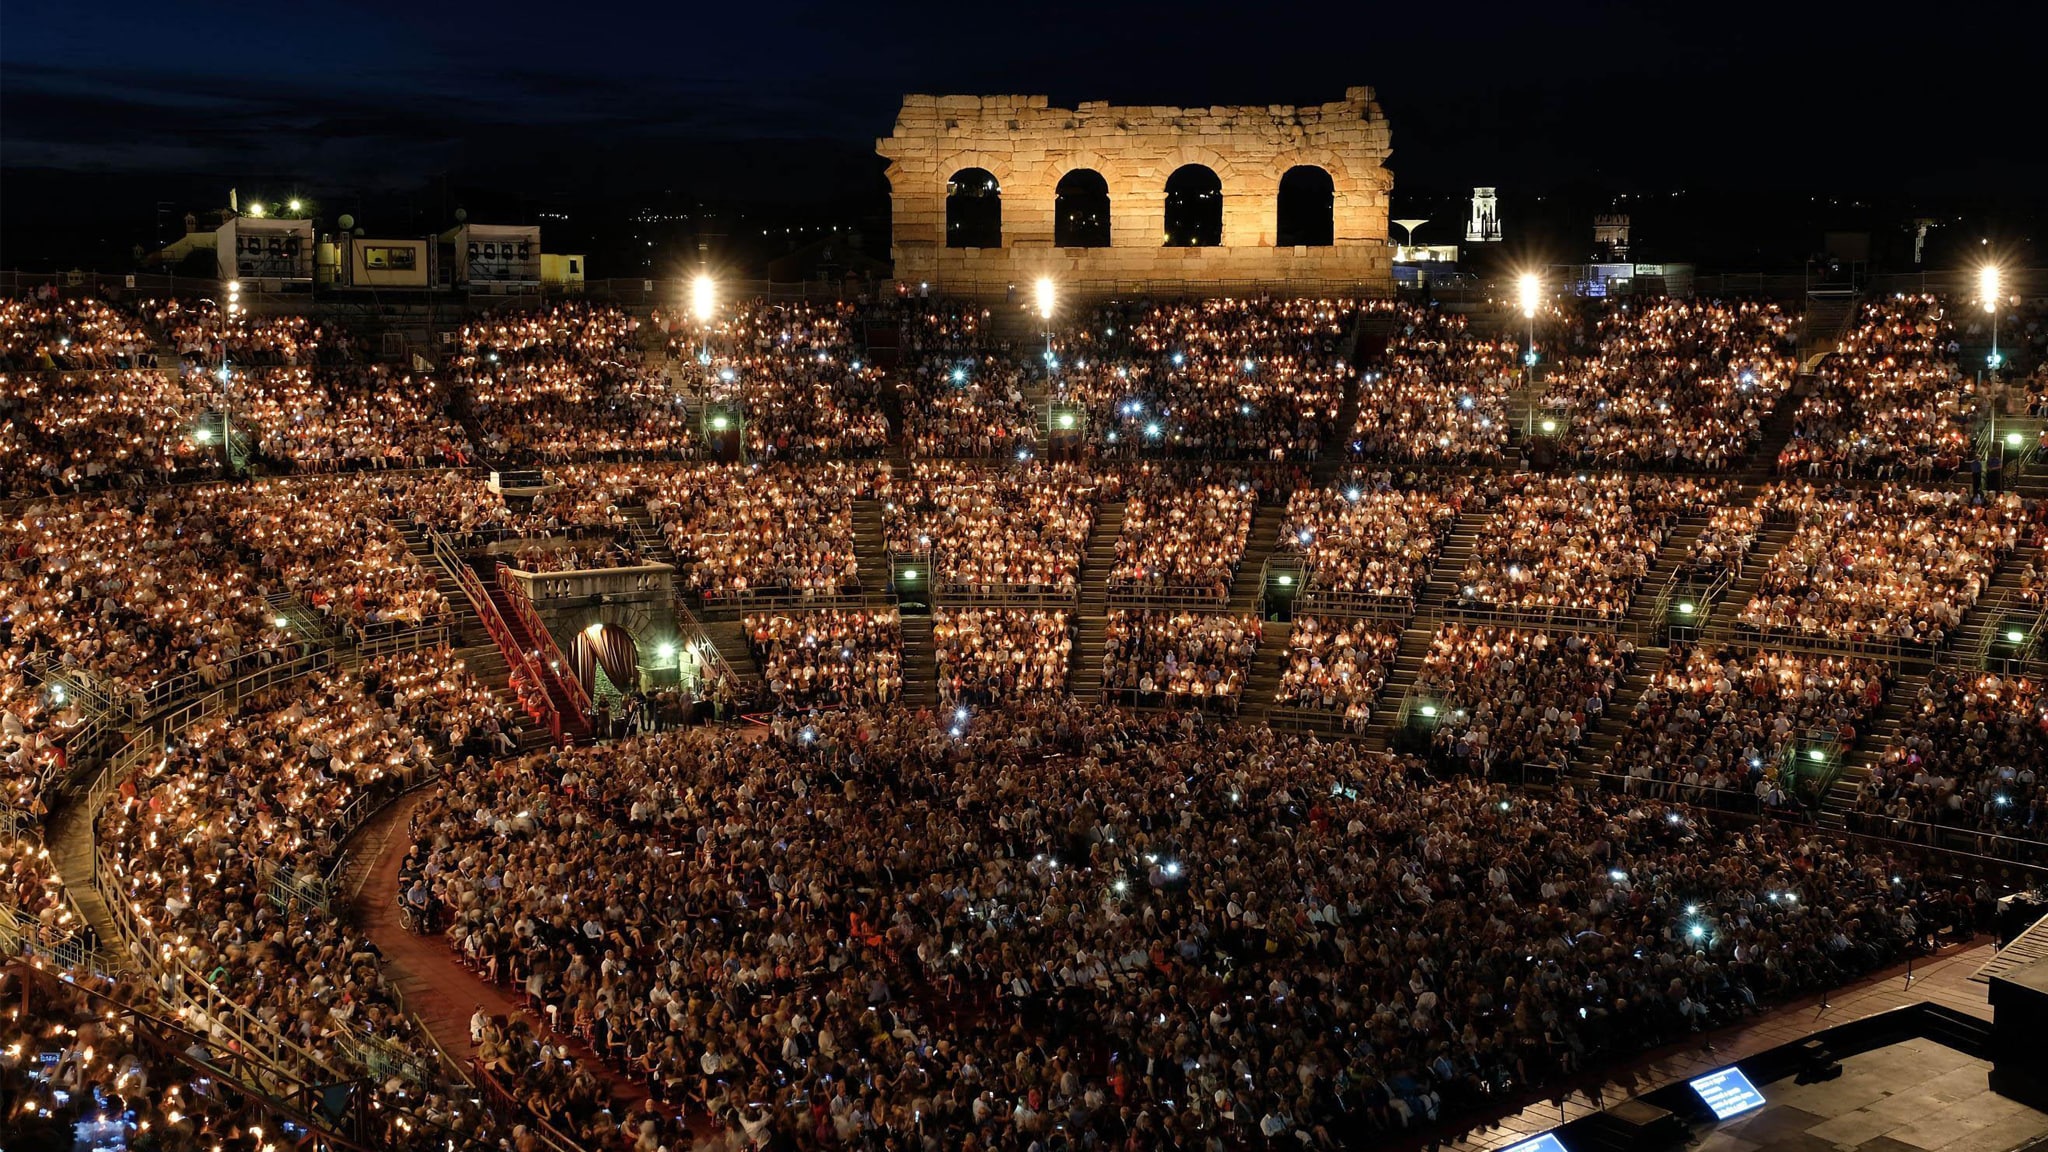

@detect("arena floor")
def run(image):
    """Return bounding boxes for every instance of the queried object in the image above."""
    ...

[1443,942,2001,1152]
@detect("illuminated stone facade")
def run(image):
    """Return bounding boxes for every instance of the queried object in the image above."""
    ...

[878,89,1394,294]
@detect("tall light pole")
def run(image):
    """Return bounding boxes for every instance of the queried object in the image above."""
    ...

[1035,276,1057,368]
[221,280,242,470]
[1518,272,1540,435]
[691,272,716,364]
[1981,264,2003,378]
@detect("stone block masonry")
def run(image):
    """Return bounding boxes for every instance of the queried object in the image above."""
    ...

[878,89,1394,296]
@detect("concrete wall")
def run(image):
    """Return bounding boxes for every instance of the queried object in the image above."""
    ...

[877,89,1394,295]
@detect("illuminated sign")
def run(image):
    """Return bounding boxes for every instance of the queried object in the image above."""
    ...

[1500,1134,1569,1152]
[1690,1067,1767,1120]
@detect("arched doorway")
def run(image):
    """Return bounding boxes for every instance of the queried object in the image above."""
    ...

[1276,165,1335,247]
[1163,164,1223,247]
[572,622,640,702]
[1055,169,1111,248]
[946,168,1003,248]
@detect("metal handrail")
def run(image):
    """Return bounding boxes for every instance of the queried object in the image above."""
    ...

[1105,583,1232,611]
[435,531,563,744]
[1441,596,1627,634]
[495,563,594,719]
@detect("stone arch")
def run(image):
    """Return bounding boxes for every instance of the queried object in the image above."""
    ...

[945,167,1003,249]
[1163,164,1223,248]
[1276,165,1336,247]
[1054,168,1112,248]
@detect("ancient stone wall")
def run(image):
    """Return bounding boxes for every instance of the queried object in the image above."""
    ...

[877,89,1393,295]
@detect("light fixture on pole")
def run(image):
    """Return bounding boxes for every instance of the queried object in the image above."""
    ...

[1981,264,2003,376]
[1035,277,1057,368]
[1981,264,2003,461]
[691,272,717,365]
[1518,272,1541,432]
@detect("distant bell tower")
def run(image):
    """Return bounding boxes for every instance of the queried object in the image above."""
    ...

[1593,214,1631,260]
[1466,187,1501,242]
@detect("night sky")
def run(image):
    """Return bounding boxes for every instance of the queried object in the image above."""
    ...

[2,0,2038,270]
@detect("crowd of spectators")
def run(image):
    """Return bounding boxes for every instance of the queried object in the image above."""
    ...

[1109,467,1258,600]
[1605,644,1888,808]
[1280,472,1474,605]
[744,609,903,708]
[0,962,309,1152]
[460,302,695,463]
[1,490,287,705]
[646,462,874,600]
[156,300,352,366]
[0,295,157,370]
[897,300,1041,458]
[1101,610,1260,710]
[1676,503,1766,585]
[932,607,1072,705]
[1738,483,2031,647]
[883,461,1110,595]
[92,647,525,1144]
[1459,474,1724,620]
[216,477,452,636]
[399,703,1970,1151]
[229,365,471,471]
[1777,295,1975,478]
[1541,298,1797,469]
[1416,625,1627,772]
[1350,303,1517,462]
[693,301,889,459]
[1054,297,1357,458]
[1852,670,2048,847]
[1273,616,1400,730]
[0,368,213,497]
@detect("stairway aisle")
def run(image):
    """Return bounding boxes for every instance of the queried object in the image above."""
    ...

[1357,623,1440,752]
[899,614,938,705]
[1562,644,1668,784]
[1700,526,1795,640]
[1818,668,1928,830]
[1069,501,1126,698]
[1621,516,1710,638]
[394,517,480,646]
[1227,503,1290,616]
[851,499,893,599]
[480,568,590,739]
[1417,508,1489,616]
[1238,618,1292,718]
[1943,540,2045,659]
[622,504,678,566]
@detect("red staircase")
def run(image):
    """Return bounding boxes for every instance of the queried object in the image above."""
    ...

[479,565,592,741]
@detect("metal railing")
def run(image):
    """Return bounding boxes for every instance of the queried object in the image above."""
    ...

[1104,583,1232,611]
[495,563,594,720]
[351,616,453,659]
[1724,620,1922,666]
[698,582,870,609]
[1294,586,1418,621]
[1441,596,1628,634]
[435,531,564,744]
[1842,812,2048,866]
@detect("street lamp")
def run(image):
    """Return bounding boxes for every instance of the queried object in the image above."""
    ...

[1981,264,2003,376]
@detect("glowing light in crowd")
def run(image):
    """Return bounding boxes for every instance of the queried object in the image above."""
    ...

[1518,272,1540,318]
[1979,265,2001,312]
[1034,277,1056,320]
